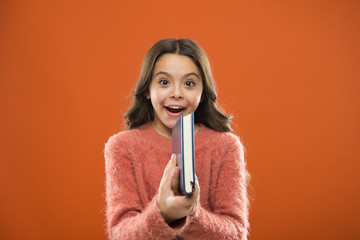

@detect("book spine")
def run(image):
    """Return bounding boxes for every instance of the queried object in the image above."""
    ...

[191,112,195,193]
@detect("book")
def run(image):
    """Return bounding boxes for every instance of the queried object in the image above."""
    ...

[172,112,196,195]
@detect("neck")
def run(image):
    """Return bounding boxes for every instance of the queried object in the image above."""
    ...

[151,121,201,139]
[151,121,172,138]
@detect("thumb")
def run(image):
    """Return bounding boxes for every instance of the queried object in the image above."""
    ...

[171,165,180,196]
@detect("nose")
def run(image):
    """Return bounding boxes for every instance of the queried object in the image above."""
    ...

[170,85,183,99]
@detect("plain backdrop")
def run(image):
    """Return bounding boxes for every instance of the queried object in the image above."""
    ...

[1,0,359,239]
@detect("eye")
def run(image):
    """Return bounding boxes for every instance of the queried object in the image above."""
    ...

[185,80,195,87]
[159,79,169,85]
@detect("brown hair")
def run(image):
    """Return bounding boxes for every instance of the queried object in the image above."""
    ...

[125,38,232,132]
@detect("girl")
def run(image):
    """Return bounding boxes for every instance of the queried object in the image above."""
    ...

[105,39,249,239]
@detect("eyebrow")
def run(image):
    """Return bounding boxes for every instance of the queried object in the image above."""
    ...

[154,71,200,79]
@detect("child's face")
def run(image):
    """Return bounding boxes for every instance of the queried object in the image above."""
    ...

[146,54,203,137]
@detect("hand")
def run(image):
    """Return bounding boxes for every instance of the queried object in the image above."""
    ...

[158,154,200,224]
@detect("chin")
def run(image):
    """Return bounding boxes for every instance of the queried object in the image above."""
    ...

[163,119,178,130]
[165,122,176,130]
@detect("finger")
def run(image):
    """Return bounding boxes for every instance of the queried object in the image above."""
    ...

[162,154,175,178]
[193,176,200,200]
[173,194,198,208]
[166,155,177,189]
[171,166,180,196]
[165,154,177,181]
[164,154,175,174]
[159,155,176,191]
[170,154,177,168]
[183,176,200,205]
[188,202,197,215]
[194,175,200,193]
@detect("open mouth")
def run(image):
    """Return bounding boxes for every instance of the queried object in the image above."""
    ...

[165,106,185,114]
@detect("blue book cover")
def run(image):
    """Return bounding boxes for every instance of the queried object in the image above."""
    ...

[172,112,195,195]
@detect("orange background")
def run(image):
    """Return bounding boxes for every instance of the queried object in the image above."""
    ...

[1,1,359,239]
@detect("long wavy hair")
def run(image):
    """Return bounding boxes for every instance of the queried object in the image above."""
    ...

[125,38,232,132]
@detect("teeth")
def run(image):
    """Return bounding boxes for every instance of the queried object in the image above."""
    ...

[168,106,183,109]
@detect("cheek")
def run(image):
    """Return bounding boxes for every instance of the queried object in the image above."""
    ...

[188,92,203,107]
[150,89,166,105]
[194,95,202,105]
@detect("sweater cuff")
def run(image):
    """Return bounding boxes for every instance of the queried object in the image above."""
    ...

[146,195,202,237]
[174,201,202,234]
[144,195,185,238]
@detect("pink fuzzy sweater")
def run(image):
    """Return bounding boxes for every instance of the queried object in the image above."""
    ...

[104,122,249,239]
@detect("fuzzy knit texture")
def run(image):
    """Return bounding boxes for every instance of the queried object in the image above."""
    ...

[104,122,249,240]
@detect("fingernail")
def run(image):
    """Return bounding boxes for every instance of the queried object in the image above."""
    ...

[191,181,195,192]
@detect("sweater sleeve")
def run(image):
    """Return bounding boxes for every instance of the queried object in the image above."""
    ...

[179,134,249,240]
[104,134,180,240]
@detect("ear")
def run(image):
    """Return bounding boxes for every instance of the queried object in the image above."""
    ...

[200,93,204,102]
[145,91,150,99]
